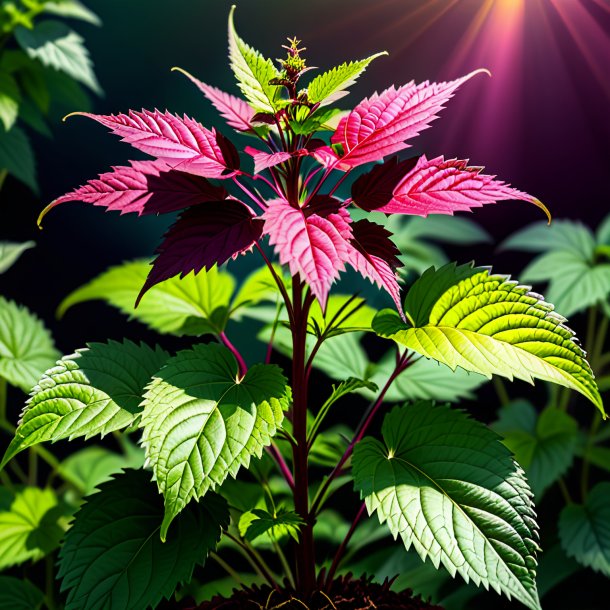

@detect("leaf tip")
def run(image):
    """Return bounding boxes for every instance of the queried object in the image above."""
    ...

[62,111,87,123]
[37,201,57,229]
[532,198,552,224]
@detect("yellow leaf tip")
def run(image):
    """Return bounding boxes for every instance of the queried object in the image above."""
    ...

[62,111,86,123]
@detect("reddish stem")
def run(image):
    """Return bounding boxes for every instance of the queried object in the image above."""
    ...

[266,443,295,491]
[325,502,367,588]
[219,332,247,377]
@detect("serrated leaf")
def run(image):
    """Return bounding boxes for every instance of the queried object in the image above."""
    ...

[137,200,263,304]
[15,20,100,93]
[228,6,281,113]
[290,107,342,135]
[369,351,487,403]
[0,297,59,392]
[59,260,236,336]
[231,263,286,313]
[43,1,102,26]
[0,577,44,610]
[263,196,353,308]
[0,487,67,570]
[241,508,304,542]
[373,264,604,415]
[71,109,239,178]
[353,402,541,610]
[559,482,610,577]
[308,294,377,335]
[0,71,21,131]
[0,126,37,192]
[42,159,228,221]
[0,240,35,274]
[2,340,169,467]
[58,470,229,610]
[492,401,578,498]
[140,343,289,538]
[307,52,387,106]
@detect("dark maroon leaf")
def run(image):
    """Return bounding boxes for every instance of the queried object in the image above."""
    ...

[351,156,418,211]
[137,199,263,304]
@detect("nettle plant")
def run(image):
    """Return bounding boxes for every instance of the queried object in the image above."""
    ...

[1,8,606,610]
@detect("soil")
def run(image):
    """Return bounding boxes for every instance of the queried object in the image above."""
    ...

[184,574,444,610]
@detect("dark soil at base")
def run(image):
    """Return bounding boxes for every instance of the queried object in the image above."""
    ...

[186,575,444,610]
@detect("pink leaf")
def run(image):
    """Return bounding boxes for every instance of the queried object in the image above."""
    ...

[263,196,352,307]
[137,199,263,304]
[41,160,228,221]
[326,70,488,170]
[68,109,240,179]
[347,219,404,316]
[172,67,254,131]
[244,147,292,174]
[357,155,549,218]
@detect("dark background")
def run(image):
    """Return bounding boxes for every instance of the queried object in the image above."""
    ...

[1,1,610,607]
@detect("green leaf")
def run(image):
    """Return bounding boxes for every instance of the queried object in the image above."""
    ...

[59,260,236,336]
[520,249,610,318]
[58,470,229,610]
[43,1,102,26]
[0,577,44,610]
[15,57,50,112]
[492,401,578,498]
[228,6,280,113]
[558,482,610,577]
[501,219,596,258]
[308,294,376,336]
[231,263,286,313]
[241,508,304,542]
[352,402,541,610]
[373,263,604,415]
[307,52,387,106]
[43,67,92,113]
[0,125,37,192]
[0,71,21,131]
[0,240,34,274]
[18,98,52,137]
[290,107,342,135]
[15,20,100,93]
[58,445,144,495]
[0,486,68,570]
[1,340,169,467]
[369,351,488,403]
[141,343,289,539]
[0,297,58,392]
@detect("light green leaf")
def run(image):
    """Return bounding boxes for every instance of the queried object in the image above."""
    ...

[0,71,20,131]
[373,263,604,415]
[43,0,102,26]
[0,240,34,274]
[58,470,229,610]
[559,482,610,577]
[241,508,304,542]
[58,445,144,495]
[0,577,44,610]
[228,6,280,113]
[1,340,169,467]
[307,52,387,106]
[231,263,286,313]
[141,343,289,539]
[0,297,58,392]
[520,249,610,318]
[369,350,487,403]
[308,294,376,336]
[15,20,100,93]
[0,486,67,570]
[290,107,342,135]
[0,125,37,192]
[59,260,235,336]
[501,220,596,259]
[596,213,610,246]
[353,402,541,610]
[492,401,578,498]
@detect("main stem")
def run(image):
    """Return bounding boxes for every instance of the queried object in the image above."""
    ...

[291,280,316,593]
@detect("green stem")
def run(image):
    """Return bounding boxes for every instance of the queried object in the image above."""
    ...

[558,478,572,505]
[45,553,57,610]
[28,449,37,486]
[273,539,295,590]
[581,411,602,502]
[493,377,510,406]
[210,552,244,585]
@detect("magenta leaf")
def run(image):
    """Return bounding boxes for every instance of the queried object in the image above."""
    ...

[263,197,352,307]
[321,70,488,170]
[356,155,549,218]
[41,160,228,222]
[347,219,403,315]
[244,147,292,174]
[69,109,240,178]
[137,199,263,304]
[172,67,254,132]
